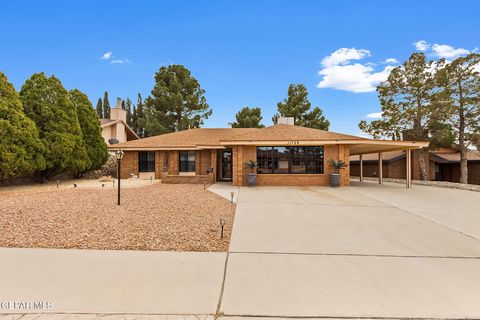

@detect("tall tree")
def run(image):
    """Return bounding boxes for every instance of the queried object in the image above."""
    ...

[273,84,330,130]
[20,73,90,179]
[231,107,265,128]
[103,91,110,119]
[0,71,45,181]
[136,94,148,137]
[359,53,443,180]
[96,98,103,118]
[69,89,108,171]
[436,53,480,183]
[147,65,212,133]
[125,98,133,126]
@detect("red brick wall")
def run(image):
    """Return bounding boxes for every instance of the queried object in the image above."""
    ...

[119,151,138,179]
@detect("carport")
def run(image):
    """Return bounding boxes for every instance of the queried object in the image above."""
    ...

[349,140,429,188]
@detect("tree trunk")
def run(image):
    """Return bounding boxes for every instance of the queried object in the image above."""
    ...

[458,79,468,184]
[417,148,429,181]
[459,146,468,184]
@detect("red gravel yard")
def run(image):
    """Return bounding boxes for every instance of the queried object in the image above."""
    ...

[0,183,235,252]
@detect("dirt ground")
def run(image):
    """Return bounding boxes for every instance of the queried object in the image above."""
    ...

[0,183,235,252]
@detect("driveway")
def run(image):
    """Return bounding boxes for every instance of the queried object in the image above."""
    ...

[220,181,480,318]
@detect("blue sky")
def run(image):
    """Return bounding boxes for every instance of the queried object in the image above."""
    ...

[1,0,479,135]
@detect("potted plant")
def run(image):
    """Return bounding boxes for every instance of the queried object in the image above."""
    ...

[328,159,347,187]
[245,160,258,187]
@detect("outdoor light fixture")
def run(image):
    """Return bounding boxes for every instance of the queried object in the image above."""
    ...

[115,149,124,206]
[220,218,226,239]
[230,191,235,203]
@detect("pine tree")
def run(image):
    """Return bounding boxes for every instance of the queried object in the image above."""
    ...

[69,89,108,171]
[125,98,133,126]
[273,84,330,130]
[0,71,45,181]
[103,91,110,119]
[136,94,148,137]
[96,98,103,118]
[231,107,265,128]
[20,73,90,179]
[146,65,212,133]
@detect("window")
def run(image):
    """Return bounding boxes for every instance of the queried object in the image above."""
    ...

[179,151,196,172]
[139,151,155,172]
[256,146,324,174]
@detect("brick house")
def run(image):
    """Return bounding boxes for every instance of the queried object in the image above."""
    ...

[100,98,139,145]
[350,147,480,185]
[109,119,427,187]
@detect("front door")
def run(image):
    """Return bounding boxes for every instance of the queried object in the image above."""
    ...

[220,150,232,181]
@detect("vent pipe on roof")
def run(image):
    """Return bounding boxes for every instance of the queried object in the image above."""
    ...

[277,117,295,125]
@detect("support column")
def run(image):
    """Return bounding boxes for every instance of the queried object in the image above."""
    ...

[406,149,412,189]
[378,152,383,184]
[359,154,363,182]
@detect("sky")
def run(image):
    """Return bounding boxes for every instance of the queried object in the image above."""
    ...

[1,0,479,135]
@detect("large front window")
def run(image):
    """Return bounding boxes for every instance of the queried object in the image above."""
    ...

[139,151,155,172]
[179,151,196,172]
[257,146,324,174]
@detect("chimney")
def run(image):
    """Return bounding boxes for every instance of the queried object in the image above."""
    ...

[110,97,127,122]
[277,117,295,125]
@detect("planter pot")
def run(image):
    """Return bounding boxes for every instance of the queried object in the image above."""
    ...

[329,173,341,187]
[246,173,257,187]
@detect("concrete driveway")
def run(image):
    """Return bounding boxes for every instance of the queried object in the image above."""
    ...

[220,181,480,318]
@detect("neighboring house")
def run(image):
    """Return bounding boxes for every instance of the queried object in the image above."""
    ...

[100,98,139,145]
[109,117,426,186]
[350,146,480,185]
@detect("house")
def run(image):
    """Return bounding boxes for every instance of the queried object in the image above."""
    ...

[109,118,427,187]
[349,146,480,185]
[100,98,139,145]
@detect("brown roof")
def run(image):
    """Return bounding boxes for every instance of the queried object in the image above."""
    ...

[350,149,480,163]
[100,118,114,125]
[433,150,480,162]
[112,128,258,149]
[222,124,367,142]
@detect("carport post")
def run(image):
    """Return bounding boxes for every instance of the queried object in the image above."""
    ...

[378,152,383,184]
[406,149,412,189]
[359,154,363,182]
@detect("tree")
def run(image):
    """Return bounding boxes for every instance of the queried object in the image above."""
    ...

[103,91,110,119]
[231,107,265,128]
[20,73,90,179]
[147,65,212,133]
[69,89,108,171]
[436,53,480,183]
[96,98,103,118]
[135,94,149,137]
[0,71,45,181]
[359,53,444,180]
[125,98,133,126]
[273,84,330,130]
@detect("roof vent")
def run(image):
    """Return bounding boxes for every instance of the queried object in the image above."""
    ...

[277,117,295,125]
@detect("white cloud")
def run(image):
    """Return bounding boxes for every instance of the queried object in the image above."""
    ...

[413,40,430,51]
[110,58,131,64]
[384,58,399,64]
[366,112,382,119]
[431,44,470,59]
[317,48,394,93]
[101,51,113,60]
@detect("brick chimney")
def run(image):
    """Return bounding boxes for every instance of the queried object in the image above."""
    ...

[110,97,127,123]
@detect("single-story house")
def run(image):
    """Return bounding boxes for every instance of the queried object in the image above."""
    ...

[100,98,139,145]
[350,146,480,185]
[109,118,428,187]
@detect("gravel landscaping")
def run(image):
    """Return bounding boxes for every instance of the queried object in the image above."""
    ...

[0,183,235,252]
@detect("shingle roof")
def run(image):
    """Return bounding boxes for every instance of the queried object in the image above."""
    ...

[433,150,480,162]
[112,128,258,149]
[221,124,367,142]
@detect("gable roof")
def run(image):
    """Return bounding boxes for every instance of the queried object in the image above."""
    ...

[100,118,140,140]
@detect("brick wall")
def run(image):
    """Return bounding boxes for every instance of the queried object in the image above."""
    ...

[232,144,350,187]
[119,151,138,179]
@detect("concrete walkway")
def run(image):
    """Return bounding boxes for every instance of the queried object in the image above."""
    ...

[221,181,480,318]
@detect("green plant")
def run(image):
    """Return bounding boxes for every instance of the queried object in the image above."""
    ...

[328,159,347,174]
[244,160,258,173]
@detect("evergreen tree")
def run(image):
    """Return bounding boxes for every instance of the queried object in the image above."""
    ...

[273,84,330,130]
[20,73,90,179]
[231,107,265,128]
[96,98,103,118]
[146,65,212,133]
[436,53,480,183]
[125,98,133,126]
[0,71,45,181]
[69,89,108,171]
[136,94,149,137]
[103,91,110,119]
[359,53,444,180]
[131,104,138,133]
